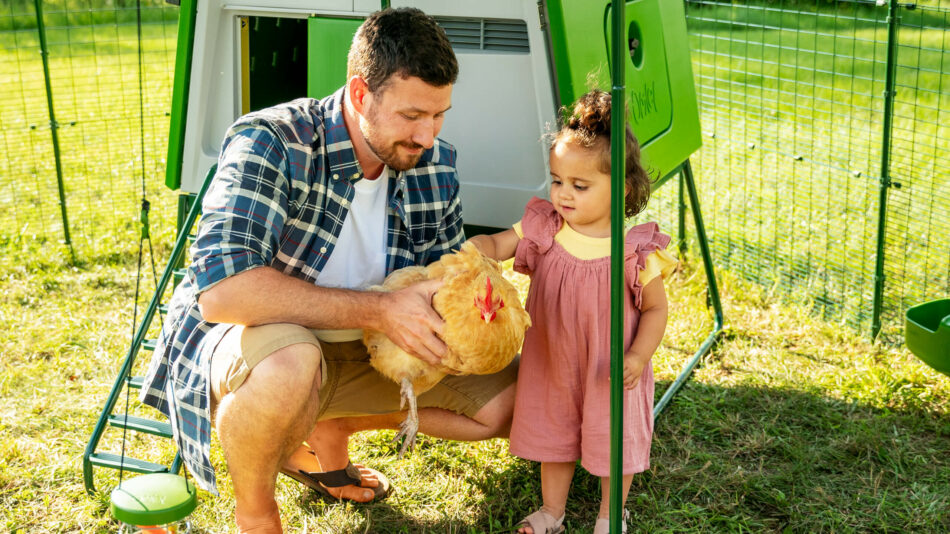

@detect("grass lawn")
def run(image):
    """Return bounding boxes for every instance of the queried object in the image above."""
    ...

[2,246,949,532]
[1,1,949,532]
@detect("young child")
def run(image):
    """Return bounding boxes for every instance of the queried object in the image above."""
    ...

[468,89,676,534]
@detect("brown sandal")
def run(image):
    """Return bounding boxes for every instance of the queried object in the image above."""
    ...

[515,508,565,534]
[280,460,392,502]
[593,509,629,534]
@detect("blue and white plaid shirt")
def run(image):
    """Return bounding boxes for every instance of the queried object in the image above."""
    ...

[140,88,465,493]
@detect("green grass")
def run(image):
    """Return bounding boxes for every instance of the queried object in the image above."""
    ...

[2,252,949,532]
[1,1,948,341]
[1,3,949,531]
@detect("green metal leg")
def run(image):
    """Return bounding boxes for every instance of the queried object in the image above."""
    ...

[653,159,724,419]
[678,169,687,257]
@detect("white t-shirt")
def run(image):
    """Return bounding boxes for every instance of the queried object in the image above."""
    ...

[314,167,389,291]
[311,168,390,343]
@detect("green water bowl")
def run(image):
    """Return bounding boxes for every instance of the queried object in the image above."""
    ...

[905,299,950,377]
[111,473,197,532]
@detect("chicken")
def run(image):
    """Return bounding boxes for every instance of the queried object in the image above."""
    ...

[363,241,531,456]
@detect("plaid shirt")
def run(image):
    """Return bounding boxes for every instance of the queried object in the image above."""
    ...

[140,88,465,493]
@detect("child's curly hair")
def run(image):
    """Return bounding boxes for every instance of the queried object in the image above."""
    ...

[551,89,652,218]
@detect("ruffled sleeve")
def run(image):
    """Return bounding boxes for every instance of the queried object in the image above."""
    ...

[513,197,562,276]
[624,222,676,309]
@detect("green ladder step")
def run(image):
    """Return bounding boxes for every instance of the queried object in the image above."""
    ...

[108,415,173,438]
[88,452,169,475]
[84,165,217,495]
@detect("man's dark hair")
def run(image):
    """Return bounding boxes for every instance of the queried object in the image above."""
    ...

[347,7,459,93]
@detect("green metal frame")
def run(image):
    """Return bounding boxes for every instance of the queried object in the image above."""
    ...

[83,165,215,495]
[870,0,900,340]
[165,0,198,190]
[653,161,724,416]
[607,3,626,527]
[33,0,72,254]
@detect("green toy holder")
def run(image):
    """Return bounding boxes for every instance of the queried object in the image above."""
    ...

[111,473,197,533]
[905,299,950,377]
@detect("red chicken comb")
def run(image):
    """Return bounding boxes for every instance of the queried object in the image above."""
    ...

[475,276,504,322]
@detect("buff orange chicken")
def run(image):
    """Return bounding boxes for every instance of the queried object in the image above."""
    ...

[363,241,531,456]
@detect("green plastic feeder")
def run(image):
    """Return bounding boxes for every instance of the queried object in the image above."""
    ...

[111,473,197,533]
[905,299,950,377]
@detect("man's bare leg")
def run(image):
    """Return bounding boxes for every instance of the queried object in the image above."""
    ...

[283,383,515,501]
[214,343,322,533]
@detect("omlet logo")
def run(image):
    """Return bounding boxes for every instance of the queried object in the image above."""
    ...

[630,80,658,123]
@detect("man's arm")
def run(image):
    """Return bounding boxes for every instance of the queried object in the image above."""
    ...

[198,266,447,364]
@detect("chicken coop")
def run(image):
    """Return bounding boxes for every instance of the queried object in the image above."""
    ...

[84,1,722,526]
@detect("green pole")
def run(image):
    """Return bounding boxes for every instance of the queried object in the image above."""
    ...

[678,169,687,257]
[33,0,73,257]
[870,0,900,339]
[609,0,626,531]
[165,0,198,190]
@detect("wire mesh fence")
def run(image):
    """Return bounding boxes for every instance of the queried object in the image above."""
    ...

[0,0,947,341]
[636,0,949,342]
[0,0,179,260]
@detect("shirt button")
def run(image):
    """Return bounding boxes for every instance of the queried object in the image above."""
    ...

[320,246,327,253]
[332,173,339,180]
[352,173,360,180]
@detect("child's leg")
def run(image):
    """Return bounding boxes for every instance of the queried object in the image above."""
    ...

[597,474,634,519]
[541,461,575,518]
[516,461,575,534]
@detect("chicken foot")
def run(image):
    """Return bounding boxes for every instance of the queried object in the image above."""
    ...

[395,378,419,457]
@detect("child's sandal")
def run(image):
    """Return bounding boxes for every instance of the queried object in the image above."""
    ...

[515,508,565,534]
[593,509,629,534]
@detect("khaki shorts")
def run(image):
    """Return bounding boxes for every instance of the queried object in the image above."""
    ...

[209,323,518,420]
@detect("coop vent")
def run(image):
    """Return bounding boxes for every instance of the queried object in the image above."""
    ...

[435,17,530,53]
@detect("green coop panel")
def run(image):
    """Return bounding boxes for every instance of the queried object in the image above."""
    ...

[545,0,702,183]
[308,16,364,100]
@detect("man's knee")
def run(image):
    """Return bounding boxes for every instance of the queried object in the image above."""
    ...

[214,342,323,436]
[245,343,323,396]
[211,323,325,403]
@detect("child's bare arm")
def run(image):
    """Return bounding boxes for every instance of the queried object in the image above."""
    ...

[623,276,669,389]
[467,228,521,261]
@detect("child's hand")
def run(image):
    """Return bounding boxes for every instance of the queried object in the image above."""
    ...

[623,351,648,390]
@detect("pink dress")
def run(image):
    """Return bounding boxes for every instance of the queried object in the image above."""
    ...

[508,197,671,476]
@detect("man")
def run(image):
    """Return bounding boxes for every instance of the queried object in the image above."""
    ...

[140,8,517,533]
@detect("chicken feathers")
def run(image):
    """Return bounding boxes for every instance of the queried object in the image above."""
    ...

[363,242,531,456]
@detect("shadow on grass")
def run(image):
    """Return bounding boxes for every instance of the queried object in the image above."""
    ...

[317,380,950,533]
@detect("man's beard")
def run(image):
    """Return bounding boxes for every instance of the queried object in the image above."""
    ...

[362,107,425,172]
[367,137,424,172]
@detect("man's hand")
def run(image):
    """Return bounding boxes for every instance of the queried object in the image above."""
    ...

[379,279,446,365]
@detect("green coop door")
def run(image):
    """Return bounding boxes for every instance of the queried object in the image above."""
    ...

[308,16,364,100]
[544,0,702,183]
[604,0,672,147]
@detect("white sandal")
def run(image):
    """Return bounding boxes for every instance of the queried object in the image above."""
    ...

[516,508,565,534]
[593,509,629,534]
